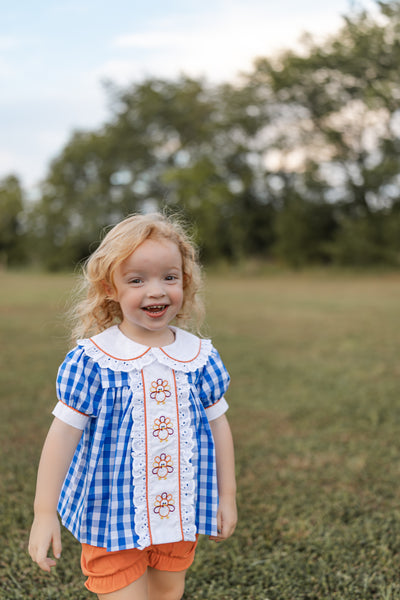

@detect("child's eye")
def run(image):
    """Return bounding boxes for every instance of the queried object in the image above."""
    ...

[165,275,178,281]
[129,278,143,285]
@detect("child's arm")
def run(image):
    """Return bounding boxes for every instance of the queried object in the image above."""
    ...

[209,413,237,542]
[29,417,83,572]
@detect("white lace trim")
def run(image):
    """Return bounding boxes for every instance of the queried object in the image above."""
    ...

[129,372,151,550]
[78,339,155,372]
[153,340,212,374]
[78,326,213,374]
[174,370,196,540]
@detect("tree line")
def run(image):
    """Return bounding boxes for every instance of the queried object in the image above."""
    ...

[2,1,400,270]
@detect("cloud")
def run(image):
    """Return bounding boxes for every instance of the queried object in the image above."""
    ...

[114,32,189,49]
[104,3,349,85]
[0,149,20,173]
[0,35,24,50]
[0,57,12,78]
[95,59,147,83]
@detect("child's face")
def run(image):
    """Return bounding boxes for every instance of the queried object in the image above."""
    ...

[109,237,184,346]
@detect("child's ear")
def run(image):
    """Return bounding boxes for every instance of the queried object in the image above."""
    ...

[102,280,116,301]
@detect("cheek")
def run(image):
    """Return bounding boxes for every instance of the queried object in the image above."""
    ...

[169,287,184,314]
[176,287,184,307]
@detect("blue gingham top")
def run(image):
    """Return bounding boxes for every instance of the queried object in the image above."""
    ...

[52,325,230,551]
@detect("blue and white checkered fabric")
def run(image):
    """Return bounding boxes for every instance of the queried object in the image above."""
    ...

[54,336,230,551]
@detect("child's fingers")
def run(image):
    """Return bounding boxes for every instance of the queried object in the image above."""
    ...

[217,511,222,535]
[29,540,55,572]
[29,527,61,571]
[52,534,62,560]
[209,512,237,542]
[221,513,237,538]
[223,519,236,538]
[36,554,57,572]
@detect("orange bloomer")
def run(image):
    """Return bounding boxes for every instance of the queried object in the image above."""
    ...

[81,538,198,594]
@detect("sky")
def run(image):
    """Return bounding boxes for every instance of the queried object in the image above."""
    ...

[0,0,373,192]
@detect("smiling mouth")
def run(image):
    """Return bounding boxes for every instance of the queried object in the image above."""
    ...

[142,305,168,315]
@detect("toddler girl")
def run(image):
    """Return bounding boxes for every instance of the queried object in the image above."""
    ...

[29,213,237,600]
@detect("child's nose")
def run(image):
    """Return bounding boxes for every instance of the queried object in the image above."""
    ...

[148,281,166,297]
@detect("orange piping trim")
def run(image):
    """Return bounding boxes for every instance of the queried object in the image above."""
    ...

[57,398,88,416]
[205,397,222,409]
[160,339,202,363]
[172,371,184,540]
[89,338,151,361]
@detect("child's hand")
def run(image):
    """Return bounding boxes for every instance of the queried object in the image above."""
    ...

[209,494,237,543]
[28,513,62,572]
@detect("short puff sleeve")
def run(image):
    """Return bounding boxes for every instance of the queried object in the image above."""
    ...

[197,347,230,421]
[53,347,102,429]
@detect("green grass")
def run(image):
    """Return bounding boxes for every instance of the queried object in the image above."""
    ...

[2,269,400,599]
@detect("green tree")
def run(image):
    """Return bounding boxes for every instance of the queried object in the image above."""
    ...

[274,188,338,267]
[0,175,26,267]
[30,129,135,270]
[32,76,277,268]
[246,0,400,265]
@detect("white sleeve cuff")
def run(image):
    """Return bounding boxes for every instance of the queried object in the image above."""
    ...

[205,396,229,421]
[52,401,90,430]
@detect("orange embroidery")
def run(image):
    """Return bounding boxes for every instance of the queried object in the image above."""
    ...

[152,453,174,480]
[150,379,171,405]
[153,416,174,442]
[153,492,175,519]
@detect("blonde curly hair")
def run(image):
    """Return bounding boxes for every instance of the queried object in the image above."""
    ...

[69,213,204,343]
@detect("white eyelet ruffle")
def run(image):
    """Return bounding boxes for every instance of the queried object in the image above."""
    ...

[130,373,151,549]
[174,370,196,540]
[77,340,154,372]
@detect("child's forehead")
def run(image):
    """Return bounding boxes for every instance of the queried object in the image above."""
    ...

[134,236,180,256]
[120,237,182,269]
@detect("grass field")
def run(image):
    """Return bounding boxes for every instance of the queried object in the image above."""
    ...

[2,269,400,599]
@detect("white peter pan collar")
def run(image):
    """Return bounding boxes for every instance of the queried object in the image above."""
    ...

[78,325,213,373]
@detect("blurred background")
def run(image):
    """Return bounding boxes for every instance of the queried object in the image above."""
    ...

[2,0,398,271]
